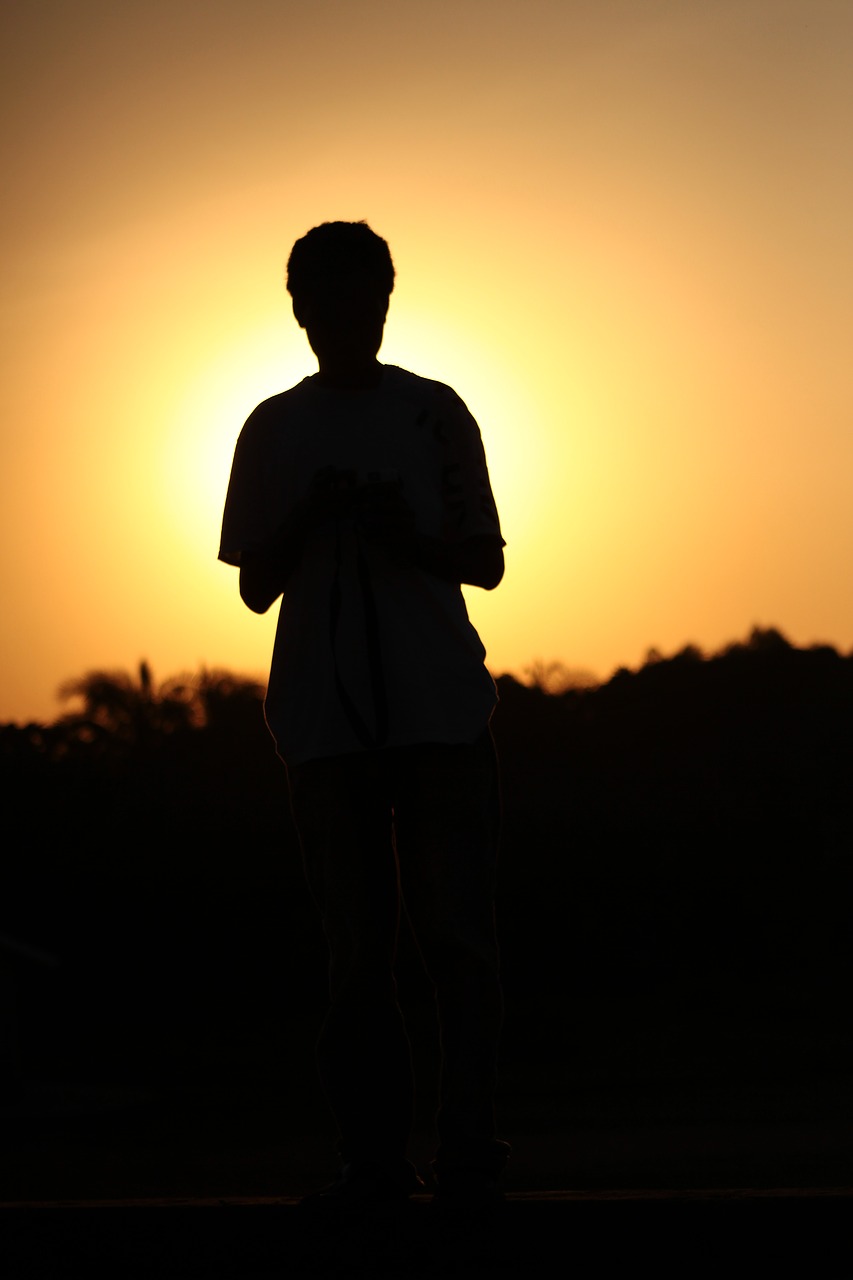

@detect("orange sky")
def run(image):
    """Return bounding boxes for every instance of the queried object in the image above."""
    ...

[2,0,852,723]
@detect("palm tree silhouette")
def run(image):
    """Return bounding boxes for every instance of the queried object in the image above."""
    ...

[56,662,265,750]
[183,667,265,734]
[57,660,195,749]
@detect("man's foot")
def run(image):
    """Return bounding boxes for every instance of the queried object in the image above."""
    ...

[431,1139,510,1213]
[300,1159,424,1211]
[431,1167,505,1213]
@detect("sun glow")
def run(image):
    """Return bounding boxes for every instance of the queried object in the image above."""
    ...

[2,1,852,724]
[160,328,304,555]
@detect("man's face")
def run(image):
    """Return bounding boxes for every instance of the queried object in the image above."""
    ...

[295,269,389,373]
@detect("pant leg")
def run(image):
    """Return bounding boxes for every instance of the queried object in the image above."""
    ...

[391,730,508,1172]
[287,751,415,1166]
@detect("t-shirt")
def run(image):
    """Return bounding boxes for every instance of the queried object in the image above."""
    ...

[219,364,503,764]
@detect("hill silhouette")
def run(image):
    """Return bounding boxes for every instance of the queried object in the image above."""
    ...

[2,626,851,1116]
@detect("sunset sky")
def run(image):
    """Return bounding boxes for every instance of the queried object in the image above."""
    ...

[2,0,851,724]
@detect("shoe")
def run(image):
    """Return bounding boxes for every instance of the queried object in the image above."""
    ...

[432,1167,505,1212]
[300,1159,424,1211]
[431,1140,510,1213]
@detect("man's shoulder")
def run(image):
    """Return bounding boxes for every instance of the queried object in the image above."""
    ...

[235,379,316,450]
[383,366,469,413]
[246,377,315,422]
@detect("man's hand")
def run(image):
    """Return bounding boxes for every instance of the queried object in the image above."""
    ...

[352,482,416,549]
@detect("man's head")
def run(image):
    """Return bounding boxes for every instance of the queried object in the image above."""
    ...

[286,222,395,386]
[286,221,395,310]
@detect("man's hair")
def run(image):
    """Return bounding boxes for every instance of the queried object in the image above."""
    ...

[286,221,395,307]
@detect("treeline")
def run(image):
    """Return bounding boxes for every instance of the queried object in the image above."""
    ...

[2,626,852,1089]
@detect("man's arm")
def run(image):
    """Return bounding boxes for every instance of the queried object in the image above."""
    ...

[410,533,504,590]
[238,499,316,614]
[239,546,295,614]
[355,486,504,590]
[241,480,505,611]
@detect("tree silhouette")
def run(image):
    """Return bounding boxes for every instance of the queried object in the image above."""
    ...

[523,659,599,694]
[177,666,265,735]
[57,660,195,750]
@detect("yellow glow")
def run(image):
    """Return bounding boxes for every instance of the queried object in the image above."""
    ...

[2,1,852,723]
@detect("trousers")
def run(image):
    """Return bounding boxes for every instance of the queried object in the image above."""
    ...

[287,728,506,1172]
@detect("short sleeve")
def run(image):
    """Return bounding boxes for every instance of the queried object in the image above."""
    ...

[436,391,504,545]
[218,408,275,567]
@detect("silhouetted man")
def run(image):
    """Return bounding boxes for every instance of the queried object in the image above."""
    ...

[219,221,508,1208]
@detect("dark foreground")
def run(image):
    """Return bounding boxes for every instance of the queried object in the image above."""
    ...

[4,1082,853,1279]
[4,1040,853,1277]
[3,1190,852,1279]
